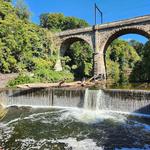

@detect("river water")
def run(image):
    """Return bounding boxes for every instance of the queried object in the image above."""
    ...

[0,88,150,150]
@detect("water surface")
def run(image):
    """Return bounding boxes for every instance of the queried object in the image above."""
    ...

[0,88,150,150]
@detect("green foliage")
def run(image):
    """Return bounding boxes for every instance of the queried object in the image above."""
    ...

[40,13,65,32]
[130,40,150,82]
[32,57,55,70]
[0,0,59,73]
[106,60,120,83]
[64,41,93,78]
[8,70,74,87]
[128,40,144,56]
[40,13,89,31]
[15,0,31,20]
[106,39,141,84]
[0,0,15,18]
[33,69,74,83]
[7,55,74,87]
[8,73,39,87]
[63,16,89,30]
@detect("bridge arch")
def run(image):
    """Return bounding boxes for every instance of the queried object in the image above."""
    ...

[59,36,94,78]
[102,27,150,54]
[60,36,93,56]
[101,27,150,79]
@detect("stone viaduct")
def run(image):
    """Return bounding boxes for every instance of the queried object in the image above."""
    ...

[56,15,150,80]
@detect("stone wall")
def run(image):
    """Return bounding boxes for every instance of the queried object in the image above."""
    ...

[56,15,150,79]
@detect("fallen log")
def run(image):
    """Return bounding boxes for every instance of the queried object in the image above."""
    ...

[16,81,83,89]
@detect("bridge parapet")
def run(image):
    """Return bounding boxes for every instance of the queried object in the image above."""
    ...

[56,15,150,37]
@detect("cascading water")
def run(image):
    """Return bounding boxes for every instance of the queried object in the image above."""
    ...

[1,88,150,114]
[96,90,106,110]
[83,89,150,114]
[0,89,84,108]
[84,89,106,111]
[1,88,150,149]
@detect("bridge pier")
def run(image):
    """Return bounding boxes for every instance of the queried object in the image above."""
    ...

[93,29,106,80]
[93,52,106,80]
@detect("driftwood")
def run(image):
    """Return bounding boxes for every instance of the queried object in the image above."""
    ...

[16,81,84,89]
[16,75,102,89]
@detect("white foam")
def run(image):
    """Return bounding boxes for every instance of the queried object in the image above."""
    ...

[58,138,103,150]
[16,138,103,150]
[66,109,127,124]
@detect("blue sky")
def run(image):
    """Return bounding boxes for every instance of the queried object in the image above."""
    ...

[13,0,150,43]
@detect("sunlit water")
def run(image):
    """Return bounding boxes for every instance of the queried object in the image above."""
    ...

[0,88,150,150]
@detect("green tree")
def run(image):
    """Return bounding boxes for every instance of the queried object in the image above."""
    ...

[64,41,93,78]
[0,0,59,73]
[40,13,89,31]
[128,40,144,56]
[15,0,31,20]
[40,13,65,32]
[130,40,150,82]
[106,39,141,84]
[0,0,74,86]
[63,16,89,30]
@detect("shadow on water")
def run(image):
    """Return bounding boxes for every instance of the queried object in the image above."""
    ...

[133,104,150,114]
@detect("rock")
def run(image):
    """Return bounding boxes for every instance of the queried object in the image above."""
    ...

[54,59,62,71]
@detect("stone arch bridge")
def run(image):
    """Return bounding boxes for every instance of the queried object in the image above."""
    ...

[56,15,150,80]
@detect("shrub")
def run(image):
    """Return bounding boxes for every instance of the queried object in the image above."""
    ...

[7,74,39,87]
[8,70,74,87]
[33,69,74,83]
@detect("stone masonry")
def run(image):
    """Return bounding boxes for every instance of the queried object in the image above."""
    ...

[56,15,150,80]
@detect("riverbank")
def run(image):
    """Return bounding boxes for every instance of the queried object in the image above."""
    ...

[1,73,150,91]
[15,81,102,89]
[0,74,18,88]
[0,73,105,90]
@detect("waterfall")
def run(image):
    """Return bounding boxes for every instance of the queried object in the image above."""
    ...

[1,88,150,114]
[84,89,105,110]
[83,89,150,114]
[96,90,106,110]
[0,89,84,108]
[83,89,89,109]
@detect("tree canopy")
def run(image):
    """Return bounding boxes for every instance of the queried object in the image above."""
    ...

[0,0,58,73]
[130,40,150,82]
[15,0,31,20]
[64,41,93,78]
[1,0,150,86]
[106,39,141,84]
[40,13,89,32]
